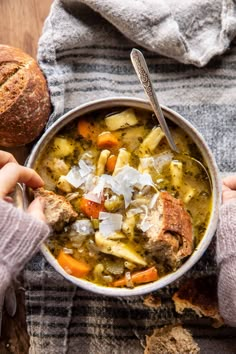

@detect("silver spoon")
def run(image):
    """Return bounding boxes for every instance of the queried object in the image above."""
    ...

[130,48,212,187]
[130,48,179,153]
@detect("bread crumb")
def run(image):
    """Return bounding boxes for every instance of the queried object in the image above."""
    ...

[144,324,200,354]
[172,276,224,328]
[143,294,162,308]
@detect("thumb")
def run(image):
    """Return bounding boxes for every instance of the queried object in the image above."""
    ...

[222,190,236,204]
[27,197,47,223]
[222,184,231,192]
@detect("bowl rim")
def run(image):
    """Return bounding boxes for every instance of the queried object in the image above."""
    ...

[26,96,221,297]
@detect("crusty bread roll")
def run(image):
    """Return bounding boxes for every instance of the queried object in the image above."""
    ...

[0,45,51,147]
[144,324,200,354]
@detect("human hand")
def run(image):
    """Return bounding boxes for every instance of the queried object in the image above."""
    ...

[0,151,46,222]
[222,175,236,204]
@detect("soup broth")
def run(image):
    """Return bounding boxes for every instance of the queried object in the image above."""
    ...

[35,107,212,288]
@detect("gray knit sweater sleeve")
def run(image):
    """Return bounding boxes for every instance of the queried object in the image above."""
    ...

[216,200,236,327]
[0,200,50,296]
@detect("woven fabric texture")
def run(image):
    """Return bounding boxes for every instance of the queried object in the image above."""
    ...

[24,1,236,353]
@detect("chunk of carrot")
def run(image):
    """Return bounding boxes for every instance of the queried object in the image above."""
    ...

[57,250,91,278]
[78,119,91,138]
[113,266,158,287]
[106,154,117,173]
[80,197,105,219]
[77,119,98,140]
[97,132,119,149]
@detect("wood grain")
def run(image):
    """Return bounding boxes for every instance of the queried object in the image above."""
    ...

[0,1,52,352]
[0,0,53,59]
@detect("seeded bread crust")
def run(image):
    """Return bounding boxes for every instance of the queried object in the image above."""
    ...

[0,45,51,147]
[34,188,78,231]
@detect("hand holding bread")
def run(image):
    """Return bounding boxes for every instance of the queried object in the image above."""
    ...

[0,150,46,222]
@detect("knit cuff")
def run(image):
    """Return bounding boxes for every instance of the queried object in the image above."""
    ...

[0,200,50,275]
[216,200,236,265]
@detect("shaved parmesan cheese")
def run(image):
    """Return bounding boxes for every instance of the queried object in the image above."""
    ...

[111,166,154,207]
[126,207,143,217]
[138,205,153,232]
[84,193,101,204]
[84,174,98,193]
[98,166,154,208]
[100,174,120,192]
[78,160,94,176]
[149,193,159,209]
[65,160,94,188]
[139,152,173,174]
[116,166,153,187]
[84,178,105,203]
[139,157,154,170]
[72,219,94,236]
[67,162,154,208]
[140,220,152,232]
[153,152,173,172]
[99,212,123,237]
[65,166,84,188]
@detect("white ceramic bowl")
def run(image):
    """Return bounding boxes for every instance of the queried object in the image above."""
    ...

[26,97,221,297]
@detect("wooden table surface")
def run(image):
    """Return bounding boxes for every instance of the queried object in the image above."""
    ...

[0,1,52,352]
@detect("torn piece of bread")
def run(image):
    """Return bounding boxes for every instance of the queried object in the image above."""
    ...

[34,187,78,231]
[144,324,200,354]
[145,191,193,269]
[172,276,224,328]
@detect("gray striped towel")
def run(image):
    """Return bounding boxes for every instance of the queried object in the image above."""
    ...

[24,0,236,353]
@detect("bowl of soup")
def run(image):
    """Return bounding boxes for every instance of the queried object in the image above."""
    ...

[26,97,220,296]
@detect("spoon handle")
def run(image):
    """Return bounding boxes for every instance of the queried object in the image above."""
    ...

[130,48,179,153]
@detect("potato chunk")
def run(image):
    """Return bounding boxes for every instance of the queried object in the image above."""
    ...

[52,137,74,158]
[105,108,138,131]
[138,127,165,157]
